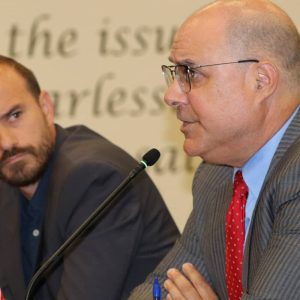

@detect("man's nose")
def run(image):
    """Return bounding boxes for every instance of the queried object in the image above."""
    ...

[0,127,17,154]
[164,79,189,107]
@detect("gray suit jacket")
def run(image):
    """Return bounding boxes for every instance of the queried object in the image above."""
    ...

[0,125,179,300]
[129,109,300,300]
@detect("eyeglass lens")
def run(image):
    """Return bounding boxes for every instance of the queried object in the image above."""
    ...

[162,65,191,93]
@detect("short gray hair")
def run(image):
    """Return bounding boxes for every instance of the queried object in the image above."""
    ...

[224,1,300,85]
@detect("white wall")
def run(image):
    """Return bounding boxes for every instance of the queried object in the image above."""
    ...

[0,0,297,231]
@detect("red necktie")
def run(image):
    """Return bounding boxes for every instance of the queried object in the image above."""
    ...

[0,290,5,300]
[225,171,248,300]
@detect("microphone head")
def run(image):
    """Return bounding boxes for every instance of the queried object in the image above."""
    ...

[142,148,160,167]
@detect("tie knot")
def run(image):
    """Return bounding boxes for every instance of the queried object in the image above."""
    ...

[233,171,248,199]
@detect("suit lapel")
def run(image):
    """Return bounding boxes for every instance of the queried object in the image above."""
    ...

[243,108,300,290]
[0,185,26,299]
[211,176,233,295]
[199,165,233,298]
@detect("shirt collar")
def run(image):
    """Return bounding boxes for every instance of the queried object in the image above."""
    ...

[235,107,299,197]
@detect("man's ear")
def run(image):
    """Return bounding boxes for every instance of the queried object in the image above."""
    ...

[255,61,279,97]
[38,91,55,125]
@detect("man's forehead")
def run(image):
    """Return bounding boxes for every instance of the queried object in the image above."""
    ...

[170,15,228,64]
[0,65,24,83]
[0,67,33,103]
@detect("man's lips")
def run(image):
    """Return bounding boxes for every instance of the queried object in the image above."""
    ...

[180,120,196,133]
[1,152,27,166]
[177,111,199,133]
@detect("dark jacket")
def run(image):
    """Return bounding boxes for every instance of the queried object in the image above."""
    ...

[0,125,179,300]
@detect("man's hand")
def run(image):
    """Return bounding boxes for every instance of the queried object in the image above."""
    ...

[164,263,219,300]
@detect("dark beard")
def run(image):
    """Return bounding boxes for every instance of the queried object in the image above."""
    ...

[0,137,54,187]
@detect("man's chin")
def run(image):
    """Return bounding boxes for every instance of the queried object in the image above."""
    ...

[0,166,42,187]
[183,140,203,158]
[0,175,37,187]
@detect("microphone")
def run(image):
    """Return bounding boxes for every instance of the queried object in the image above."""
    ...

[25,148,160,300]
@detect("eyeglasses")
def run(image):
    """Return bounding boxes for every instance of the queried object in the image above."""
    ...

[161,59,259,93]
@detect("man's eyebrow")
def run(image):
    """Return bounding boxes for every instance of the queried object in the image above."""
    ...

[167,57,176,64]
[167,57,198,66]
[0,104,22,121]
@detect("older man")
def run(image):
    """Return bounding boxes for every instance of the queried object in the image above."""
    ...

[130,0,300,299]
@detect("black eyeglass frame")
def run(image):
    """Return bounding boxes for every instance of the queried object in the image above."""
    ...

[161,59,260,93]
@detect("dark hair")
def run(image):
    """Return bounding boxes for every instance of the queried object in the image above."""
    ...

[0,55,41,98]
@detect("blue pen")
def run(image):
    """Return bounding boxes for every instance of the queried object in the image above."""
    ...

[153,277,162,300]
